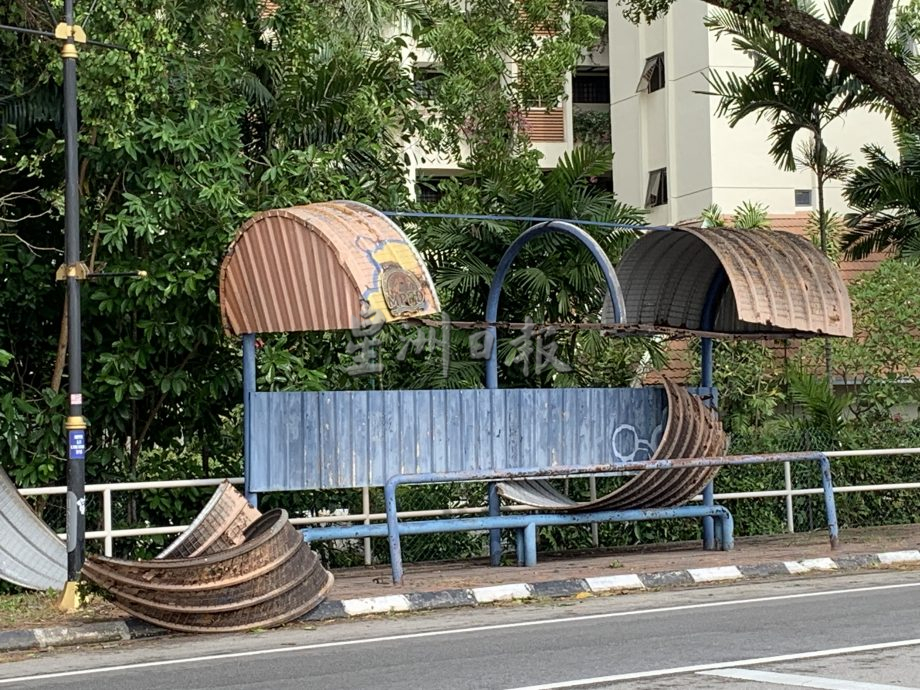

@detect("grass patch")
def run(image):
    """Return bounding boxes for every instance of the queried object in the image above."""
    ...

[0,590,124,631]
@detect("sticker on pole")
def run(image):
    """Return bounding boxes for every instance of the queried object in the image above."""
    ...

[68,430,85,460]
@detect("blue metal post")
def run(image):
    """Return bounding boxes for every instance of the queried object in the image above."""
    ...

[818,454,840,549]
[242,334,258,508]
[488,483,502,566]
[700,268,728,549]
[718,511,735,550]
[523,522,537,566]
[384,480,405,584]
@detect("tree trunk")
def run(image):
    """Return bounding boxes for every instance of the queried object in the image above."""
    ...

[50,299,68,392]
[815,131,833,383]
[705,0,920,122]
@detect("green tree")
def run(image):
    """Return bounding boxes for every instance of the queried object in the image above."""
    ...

[843,125,920,259]
[704,5,875,380]
[0,0,608,502]
[704,3,876,257]
[0,0,428,498]
[409,145,650,389]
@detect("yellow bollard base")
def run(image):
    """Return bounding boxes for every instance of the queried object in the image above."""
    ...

[57,580,84,612]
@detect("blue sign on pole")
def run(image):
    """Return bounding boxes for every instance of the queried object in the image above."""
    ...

[68,429,85,460]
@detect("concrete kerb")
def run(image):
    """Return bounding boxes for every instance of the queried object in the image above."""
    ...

[2,549,918,654]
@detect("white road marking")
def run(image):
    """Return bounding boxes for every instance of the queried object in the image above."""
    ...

[699,668,918,689]
[1,580,919,685]
[878,550,920,565]
[584,574,644,592]
[341,595,411,616]
[503,639,920,690]
[687,566,742,583]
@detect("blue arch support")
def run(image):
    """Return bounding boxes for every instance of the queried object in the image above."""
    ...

[483,221,627,564]
[484,221,627,389]
[699,267,729,549]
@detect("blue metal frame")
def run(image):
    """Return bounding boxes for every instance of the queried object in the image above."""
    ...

[483,221,628,564]
[242,333,258,508]
[699,267,729,549]
[377,451,839,585]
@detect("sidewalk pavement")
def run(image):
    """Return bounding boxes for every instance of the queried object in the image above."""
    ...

[1,524,918,655]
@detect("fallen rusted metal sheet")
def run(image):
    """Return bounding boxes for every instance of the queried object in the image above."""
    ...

[157,481,260,559]
[84,509,333,633]
[496,379,726,511]
[608,227,852,337]
[0,465,66,591]
[219,201,440,335]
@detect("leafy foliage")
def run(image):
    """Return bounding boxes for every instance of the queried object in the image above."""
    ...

[573,109,611,147]
[844,126,920,259]
[0,0,620,564]
[705,3,878,172]
[407,144,649,389]
[697,200,770,230]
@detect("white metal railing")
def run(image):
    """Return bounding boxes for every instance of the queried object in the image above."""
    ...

[16,447,920,561]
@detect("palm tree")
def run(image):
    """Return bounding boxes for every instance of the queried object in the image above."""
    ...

[705,0,882,380]
[704,0,881,257]
[843,125,920,259]
[407,145,655,388]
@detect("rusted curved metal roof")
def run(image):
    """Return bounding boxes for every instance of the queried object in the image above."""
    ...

[0,465,66,591]
[84,509,333,633]
[220,201,440,334]
[496,379,726,512]
[157,481,260,559]
[612,227,852,337]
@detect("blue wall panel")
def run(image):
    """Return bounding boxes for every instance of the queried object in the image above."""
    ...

[248,387,679,492]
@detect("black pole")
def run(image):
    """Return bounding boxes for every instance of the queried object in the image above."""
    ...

[62,0,86,584]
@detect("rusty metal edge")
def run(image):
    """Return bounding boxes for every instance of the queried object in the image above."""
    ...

[106,570,334,634]
[157,480,261,559]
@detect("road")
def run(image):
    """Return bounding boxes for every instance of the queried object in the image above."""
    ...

[1,570,919,689]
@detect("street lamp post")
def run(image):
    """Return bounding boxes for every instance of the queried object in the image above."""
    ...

[2,7,138,609]
[60,0,87,605]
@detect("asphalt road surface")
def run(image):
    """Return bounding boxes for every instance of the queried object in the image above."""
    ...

[1,570,919,689]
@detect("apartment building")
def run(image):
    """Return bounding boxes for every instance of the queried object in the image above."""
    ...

[411,0,895,222]
[611,0,894,224]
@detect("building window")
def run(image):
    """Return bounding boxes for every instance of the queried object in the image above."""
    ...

[572,72,610,103]
[636,53,665,93]
[413,66,444,100]
[416,176,453,204]
[646,168,668,207]
[795,189,813,207]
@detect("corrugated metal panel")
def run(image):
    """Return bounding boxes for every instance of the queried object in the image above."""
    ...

[523,109,565,142]
[84,509,333,633]
[496,380,725,511]
[248,387,668,492]
[614,227,852,337]
[220,201,441,335]
[157,481,260,559]
[0,465,66,591]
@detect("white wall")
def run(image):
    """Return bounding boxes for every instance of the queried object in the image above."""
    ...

[612,0,897,223]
